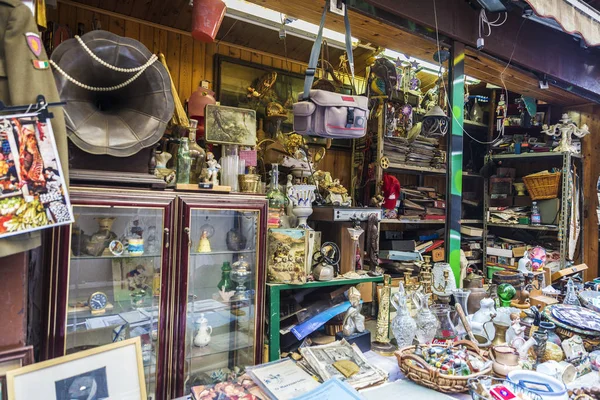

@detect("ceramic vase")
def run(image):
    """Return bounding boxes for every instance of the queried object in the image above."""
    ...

[288,184,316,228]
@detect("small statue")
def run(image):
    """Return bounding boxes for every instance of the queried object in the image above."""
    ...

[197,230,212,253]
[342,287,366,336]
[204,152,221,186]
[506,312,526,347]
[382,174,400,219]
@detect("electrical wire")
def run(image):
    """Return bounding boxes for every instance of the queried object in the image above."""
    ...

[432,0,524,145]
[478,9,508,39]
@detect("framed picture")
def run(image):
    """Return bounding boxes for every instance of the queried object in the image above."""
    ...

[267,228,308,284]
[112,257,156,303]
[533,112,546,126]
[0,346,33,400]
[205,104,257,146]
[7,337,146,400]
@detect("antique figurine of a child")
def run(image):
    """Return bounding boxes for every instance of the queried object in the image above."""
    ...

[205,152,221,185]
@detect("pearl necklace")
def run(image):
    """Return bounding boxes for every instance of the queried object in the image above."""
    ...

[49,35,158,92]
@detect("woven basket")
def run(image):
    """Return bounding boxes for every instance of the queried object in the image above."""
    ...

[394,340,492,394]
[522,171,561,200]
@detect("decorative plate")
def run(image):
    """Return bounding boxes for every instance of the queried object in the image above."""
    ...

[550,304,600,333]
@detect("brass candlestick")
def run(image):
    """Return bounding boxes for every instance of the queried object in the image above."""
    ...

[372,274,396,355]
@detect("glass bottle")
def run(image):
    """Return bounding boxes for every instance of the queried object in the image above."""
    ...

[217,261,234,292]
[188,125,206,184]
[266,164,286,228]
[391,283,417,348]
[414,292,439,344]
[176,137,191,184]
[432,304,458,342]
[531,201,541,226]
[563,278,581,306]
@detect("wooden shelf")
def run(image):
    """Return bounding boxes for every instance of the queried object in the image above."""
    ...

[492,152,581,160]
[381,219,446,225]
[487,222,559,231]
[464,120,488,129]
[387,162,446,175]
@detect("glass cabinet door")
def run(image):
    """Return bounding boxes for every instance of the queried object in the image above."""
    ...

[183,208,260,392]
[67,205,165,399]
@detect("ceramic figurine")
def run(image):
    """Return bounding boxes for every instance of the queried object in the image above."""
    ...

[155,151,172,168]
[470,297,496,341]
[197,230,212,253]
[86,217,117,256]
[205,152,221,185]
[193,313,213,347]
[342,287,366,336]
[391,282,417,348]
[506,312,526,347]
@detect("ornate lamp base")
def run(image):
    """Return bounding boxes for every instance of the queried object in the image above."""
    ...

[371,340,396,356]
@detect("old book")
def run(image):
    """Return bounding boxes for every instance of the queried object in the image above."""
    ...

[404,199,425,210]
[423,214,445,220]
[415,241,433,252]
[425,207,445,216]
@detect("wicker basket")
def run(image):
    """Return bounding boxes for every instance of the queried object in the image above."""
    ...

[522,171,561,200]
[394,340,492,394]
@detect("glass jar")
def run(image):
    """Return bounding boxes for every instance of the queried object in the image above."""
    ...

[414,292,439,344]
[266,164,286,228]
[176,137,191,184]
[188,124,206,184]
[391,283,417,348]
[432,304,458,342]
[231,256,252,301]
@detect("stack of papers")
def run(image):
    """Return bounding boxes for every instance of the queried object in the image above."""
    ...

[488,206,529,225]
[299,340,387,389]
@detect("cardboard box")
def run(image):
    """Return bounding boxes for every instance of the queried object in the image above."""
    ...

[512,246,527,258]
[551,264,588,282]
[432,248,445,262]
[487,247,514,258]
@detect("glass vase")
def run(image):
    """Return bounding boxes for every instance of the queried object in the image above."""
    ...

[391,283,417,348]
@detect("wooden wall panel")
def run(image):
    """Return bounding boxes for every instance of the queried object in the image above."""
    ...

[50,1,352,186]
[565,105,600,279]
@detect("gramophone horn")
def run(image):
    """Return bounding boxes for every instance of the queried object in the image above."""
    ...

[51,30,174,157]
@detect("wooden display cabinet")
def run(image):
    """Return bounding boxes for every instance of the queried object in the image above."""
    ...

[43,188,267,400]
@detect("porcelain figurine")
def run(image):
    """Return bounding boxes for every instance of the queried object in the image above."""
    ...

[342,287,366,336]
[470,297,496,340]
[506,312,526,347]
[197,230,212,253]
[391,282,417,348]
[193,313,213,347]
[86,217,117,256]
[205,152,221,186]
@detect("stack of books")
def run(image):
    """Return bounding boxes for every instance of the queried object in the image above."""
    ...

[400,186,446,220]
[383,136,409,164]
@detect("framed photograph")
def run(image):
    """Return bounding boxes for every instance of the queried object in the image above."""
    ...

[533,112,546,126]
[0,346,33,400]
[7,337,146,400]
[205,104,257,146]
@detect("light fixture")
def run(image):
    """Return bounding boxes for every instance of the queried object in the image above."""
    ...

[476,0,507,13]
[222,0,359,50]
[422,105,450,137]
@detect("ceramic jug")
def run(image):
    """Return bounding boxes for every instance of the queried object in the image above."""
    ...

[490,345,521,377]
[193,313,213,347]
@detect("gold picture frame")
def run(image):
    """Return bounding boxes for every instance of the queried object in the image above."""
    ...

[0,346,33,400]
[205,104,257,146]
[6,337,146,400]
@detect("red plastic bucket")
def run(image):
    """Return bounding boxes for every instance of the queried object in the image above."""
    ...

[192,0,227,43]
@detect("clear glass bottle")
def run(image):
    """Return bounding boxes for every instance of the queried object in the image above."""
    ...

[531,201,541,226]
[266,164,286,228]
[391,283,417,348]
[414,292,439,344]
[176,137,191,184]
[217,261,234,292]
[188,127,206,184]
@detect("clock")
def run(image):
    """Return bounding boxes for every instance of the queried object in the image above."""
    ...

[88,292,108,314]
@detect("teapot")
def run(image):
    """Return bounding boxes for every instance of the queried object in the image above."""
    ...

[193,313,213,347]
